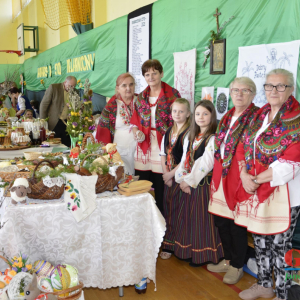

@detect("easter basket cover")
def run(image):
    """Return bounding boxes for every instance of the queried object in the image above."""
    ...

[27,160,65,200]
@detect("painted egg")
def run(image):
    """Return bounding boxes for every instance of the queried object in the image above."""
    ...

[63,264,79,288]
[38,276,53,293]
[33,260,54,278]
[50,265,71,291]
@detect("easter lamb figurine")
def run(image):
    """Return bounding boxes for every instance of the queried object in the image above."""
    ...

[24,273,57,300]
[10,178,31,205]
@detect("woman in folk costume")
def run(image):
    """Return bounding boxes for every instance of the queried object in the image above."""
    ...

[208,77,259,284]
[159,98,191,260]
[173,100,224,266]
[237,69,300,300]
[96,73,137,175]
[130,59,181,214]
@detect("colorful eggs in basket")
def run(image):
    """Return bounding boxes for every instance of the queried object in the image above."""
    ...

[64,264,79,288]
[33,260,54,278]
[50,265,71,291]
[38,276,53,293]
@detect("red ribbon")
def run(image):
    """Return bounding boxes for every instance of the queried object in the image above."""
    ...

[70,152,79,158]
[108,149,117,159]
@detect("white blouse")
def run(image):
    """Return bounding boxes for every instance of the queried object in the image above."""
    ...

[17,94,26,110]
[254,113,300,207]
[149,97,157,128]
[160,132,178,156]
[175,134,215,188]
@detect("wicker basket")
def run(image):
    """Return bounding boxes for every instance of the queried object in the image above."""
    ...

[23,151,43,160]
[27,160,65,200]
[0,171,31,182]
[41,281,83,300]
[79,154,123,193]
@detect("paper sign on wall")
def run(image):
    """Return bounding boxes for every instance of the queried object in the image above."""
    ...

[216,87,229,120]
[201,86,214,102]
[237,40,300,107]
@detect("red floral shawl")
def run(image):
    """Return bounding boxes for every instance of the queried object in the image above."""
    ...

[235,95,300,205]
[96,94,136,144]
[130,82,181,154]
[212,103,259,210]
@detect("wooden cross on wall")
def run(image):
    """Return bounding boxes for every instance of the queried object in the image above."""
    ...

[213,8,221,33]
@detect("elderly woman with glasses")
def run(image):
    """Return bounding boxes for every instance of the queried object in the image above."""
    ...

[236,69,300,300]
[208,77,259,285]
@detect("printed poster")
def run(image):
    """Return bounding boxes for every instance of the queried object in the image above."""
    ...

[201,86,214,102]
[216,87,230,120]
[237,40,300,107]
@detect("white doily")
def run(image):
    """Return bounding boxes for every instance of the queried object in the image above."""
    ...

[8,272,33,300]
[109,164,123,179]
[42,176,64,188]
[0,166,19,173]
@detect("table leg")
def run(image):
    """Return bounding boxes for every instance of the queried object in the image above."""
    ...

[119,286,124,297]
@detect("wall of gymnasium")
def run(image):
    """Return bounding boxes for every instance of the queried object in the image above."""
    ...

[1,0,300,108]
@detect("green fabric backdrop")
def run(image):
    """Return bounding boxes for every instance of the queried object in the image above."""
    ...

[1,0,300,109]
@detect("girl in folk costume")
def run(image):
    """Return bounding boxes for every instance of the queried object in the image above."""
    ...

[174,100,224,266]
[96,73,137,175]
[130,59,181,214]
[160,98,191,260]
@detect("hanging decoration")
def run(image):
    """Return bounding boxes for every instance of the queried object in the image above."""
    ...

[202,8,234,68]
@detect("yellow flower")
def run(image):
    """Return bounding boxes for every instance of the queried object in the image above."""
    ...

[12,263,16,267]
[13,256,17,260]
[85,117,88,120]
[17,257,22,263]
[76,113,80,116]
[71,112,74,116]
[77,79,81,84]
[26,264,32,270]
[70,192,76,199]
[10,270,17,276]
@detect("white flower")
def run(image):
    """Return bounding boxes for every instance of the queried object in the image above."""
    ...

[204,49,210,56]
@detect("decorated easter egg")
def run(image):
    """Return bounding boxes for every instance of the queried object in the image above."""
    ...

[63,264,79,288]
[33,260,54,278]
[50,265,71,291]
[38,276,53,293]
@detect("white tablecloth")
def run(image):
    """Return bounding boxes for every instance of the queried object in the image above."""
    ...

[0,192,166,289]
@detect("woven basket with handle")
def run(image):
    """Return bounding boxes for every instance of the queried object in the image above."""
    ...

[79,154,123,194]
[27,160,65,200]
[43,281,84,300]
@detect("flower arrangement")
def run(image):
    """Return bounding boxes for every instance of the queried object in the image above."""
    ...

[202,15,234,68]
[81,79,95,133]
[6,253,32,274]
[66,79,95,138]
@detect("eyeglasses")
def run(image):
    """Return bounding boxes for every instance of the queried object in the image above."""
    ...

[231,88,252,95]
[263,84,292,92]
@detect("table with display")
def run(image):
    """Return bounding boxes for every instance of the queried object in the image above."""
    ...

[0,191,166,296]
[0,145,68,160]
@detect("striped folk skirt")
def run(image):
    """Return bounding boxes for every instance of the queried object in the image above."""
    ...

[162,178,224,264]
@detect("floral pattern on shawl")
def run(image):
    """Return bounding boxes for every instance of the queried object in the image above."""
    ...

[214,103,259,178]
[243,95,300,171]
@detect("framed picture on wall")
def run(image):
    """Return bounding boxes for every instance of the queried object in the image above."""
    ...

[210,39,226,75]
